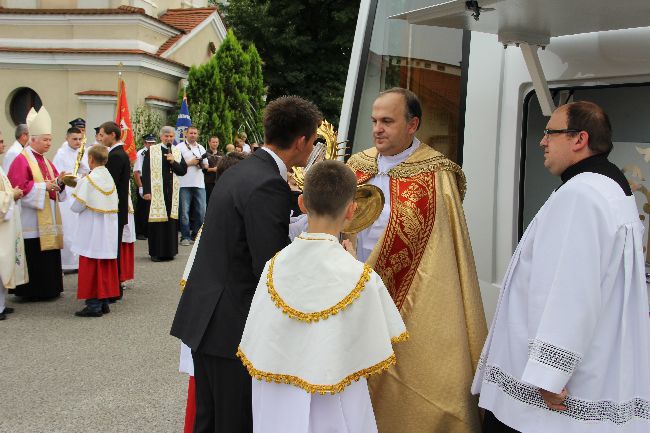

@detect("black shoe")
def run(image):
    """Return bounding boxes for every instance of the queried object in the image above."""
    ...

[0,312,6,321]
[101,304,110,314]
[75,307,103,317]
[2,307,14,314]
[136,234,147,240]
[151,256,163,262]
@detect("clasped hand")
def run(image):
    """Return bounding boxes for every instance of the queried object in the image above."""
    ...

[540,387,568,411]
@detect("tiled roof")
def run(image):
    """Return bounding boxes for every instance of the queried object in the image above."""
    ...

[145,95,176,105]
[0,6,183,33]
[0,47,188,69]
[157,7,218,56]
[76,90,118,97]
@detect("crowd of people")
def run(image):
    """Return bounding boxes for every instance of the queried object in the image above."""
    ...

[0,109,252,319]
[0,87,649,433]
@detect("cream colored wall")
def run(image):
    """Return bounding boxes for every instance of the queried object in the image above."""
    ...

[167,22,221,67]
[0,25,73,39]
[0,67,180,161]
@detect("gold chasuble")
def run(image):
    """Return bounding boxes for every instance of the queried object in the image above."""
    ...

[21,149,63,251]
[348,144,487,433]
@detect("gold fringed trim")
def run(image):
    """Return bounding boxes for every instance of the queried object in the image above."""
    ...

[267,253,372,322]
[391,331,410,344]
[86,175,116,196]
[72,193,118,214]
[347,150,378,176]
[237,347,396,395]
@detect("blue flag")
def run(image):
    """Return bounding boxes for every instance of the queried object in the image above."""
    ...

[176,96,192,144]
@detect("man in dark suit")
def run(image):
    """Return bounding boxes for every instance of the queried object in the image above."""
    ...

[171,96,322,433]
[100,121,131,301]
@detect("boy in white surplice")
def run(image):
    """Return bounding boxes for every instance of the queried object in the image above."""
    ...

[238,160,408,433]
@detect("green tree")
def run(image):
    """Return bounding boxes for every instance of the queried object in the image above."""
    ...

[132,104,162,150]
[182,30,265,148]
[220,0,361,125]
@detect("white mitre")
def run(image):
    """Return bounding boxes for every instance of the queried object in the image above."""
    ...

[72,166,118,213]
[26,107,38,125]
[238,233,408,394]
[27,107,52,136]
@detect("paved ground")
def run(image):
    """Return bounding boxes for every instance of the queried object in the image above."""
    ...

[0,240,191,433]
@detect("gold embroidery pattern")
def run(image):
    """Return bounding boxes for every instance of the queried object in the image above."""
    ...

[296,235,336,241]
[237,347,396,395]
[375,173,436,309]
[86,175,115,196]
[347,144,467,200]
[148,145,182,222]
[267,253,372,322]
[179,279,186,291]
[391,331,410,344]
[72,193,118,214]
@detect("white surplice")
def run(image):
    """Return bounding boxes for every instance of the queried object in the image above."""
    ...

[0,166,27,289]
[70,166,118,259]
[2,141,23,173]
[355,138,419,262]
[239,233,407,433]
[53,142,89,270]
[472,172,650,433]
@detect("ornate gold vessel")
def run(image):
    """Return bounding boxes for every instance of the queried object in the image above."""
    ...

[61,144,85,188]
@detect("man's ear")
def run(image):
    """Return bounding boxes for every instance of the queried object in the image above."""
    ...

[297,194,308,214]
[572,130,590,152]
[345,201,358,221]
[407,116,420,135]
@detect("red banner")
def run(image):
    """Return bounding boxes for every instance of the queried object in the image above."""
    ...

[115,79,136,161]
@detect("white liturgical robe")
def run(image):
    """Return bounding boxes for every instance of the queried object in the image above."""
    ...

[2,141,23,173]
[472,172,650,433]
[53,142,89,270]
[239,233,408,433]
[71,166,118,260]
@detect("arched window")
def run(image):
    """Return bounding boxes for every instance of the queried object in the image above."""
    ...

[9,87,42,126]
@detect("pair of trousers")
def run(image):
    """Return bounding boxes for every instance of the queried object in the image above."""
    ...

[180,187,206,241]
[192,351,252,433]
[482,410,521,433]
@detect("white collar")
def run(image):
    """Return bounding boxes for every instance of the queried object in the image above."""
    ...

[260,146,288,181]
[296,232,339,242]
[377,137,420,174]
[109,142,123,152]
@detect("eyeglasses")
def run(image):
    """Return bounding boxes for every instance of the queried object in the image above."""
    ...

[543,128,581,137]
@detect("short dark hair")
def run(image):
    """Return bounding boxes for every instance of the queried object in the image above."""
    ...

[303,160,357,218]
[564,101,612,154]
[379,87,422,131]
[67,127,82,136]
[99,121,121,141]
[216,152,246,178]
[187,125,198,132]
[264,96,322,150]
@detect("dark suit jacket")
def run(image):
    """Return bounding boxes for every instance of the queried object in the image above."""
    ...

[106,144,131,228]
[171,149,291,358]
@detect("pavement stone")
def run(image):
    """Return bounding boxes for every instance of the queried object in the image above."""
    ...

[0,240,192,433]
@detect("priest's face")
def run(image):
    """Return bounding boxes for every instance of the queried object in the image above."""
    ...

[371,93,419,156]
[30,135,52,154]
[161,131,175,145]
[540,107,578,176]
[68,132,83,150]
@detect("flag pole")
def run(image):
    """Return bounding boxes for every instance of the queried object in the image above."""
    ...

[115,62,124,119]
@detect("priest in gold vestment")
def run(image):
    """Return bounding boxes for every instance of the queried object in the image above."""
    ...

[347,88,487,433]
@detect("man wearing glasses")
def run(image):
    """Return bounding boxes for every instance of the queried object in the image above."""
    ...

[472,101,650,433]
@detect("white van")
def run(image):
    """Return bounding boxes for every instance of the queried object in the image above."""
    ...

[339,0,650,322]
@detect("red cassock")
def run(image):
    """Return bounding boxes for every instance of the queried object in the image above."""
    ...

[119,242,134,282]
[77,256,120,299]
[184,376,196,433]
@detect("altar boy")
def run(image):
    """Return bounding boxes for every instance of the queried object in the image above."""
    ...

[71,145,120,317]
[238,160,408,433]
